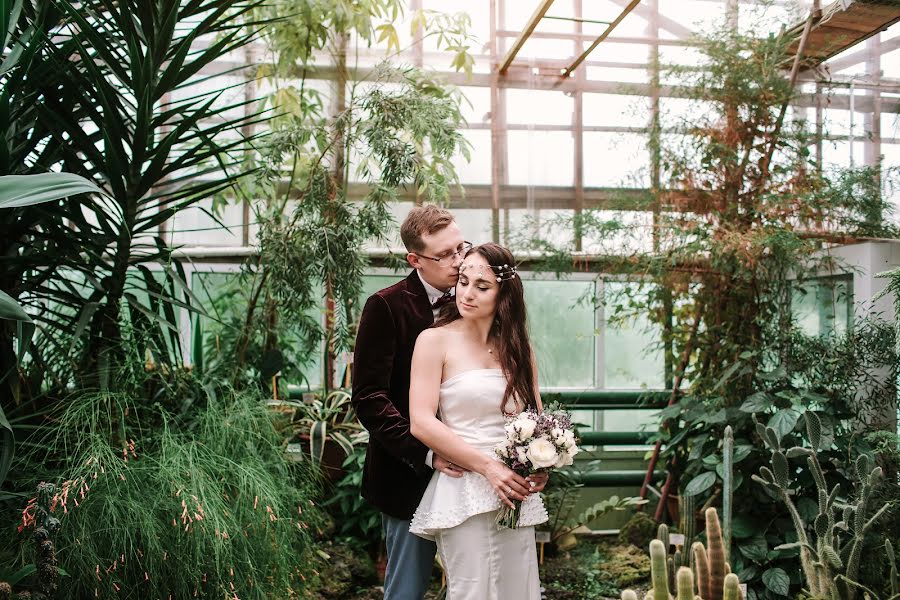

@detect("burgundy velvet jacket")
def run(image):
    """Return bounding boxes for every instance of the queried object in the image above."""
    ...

[351,270,436,520]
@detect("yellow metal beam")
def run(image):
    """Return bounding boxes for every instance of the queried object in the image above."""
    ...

[562,0,642,78]
[498,0,556,74]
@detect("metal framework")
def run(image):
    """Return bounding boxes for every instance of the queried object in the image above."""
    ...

[498,0,645,77]
[174,0,900,252]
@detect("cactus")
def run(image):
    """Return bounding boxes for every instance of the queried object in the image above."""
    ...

[887,539,898,597]
[752,412,891,600]
[650,539,671,600]
[722,426,734,561]
[624,510,743,600]
[722,574,741,600]
[657,522,676,592]
[681,493,696,569]
[658,523,670,549]
[677,567,694,600]
[693,542,710,599]
[705,508,727,600]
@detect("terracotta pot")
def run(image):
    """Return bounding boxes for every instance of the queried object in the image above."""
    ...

[296,435,349,482]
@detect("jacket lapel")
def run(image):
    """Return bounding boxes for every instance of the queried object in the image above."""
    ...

[404,270,435,327]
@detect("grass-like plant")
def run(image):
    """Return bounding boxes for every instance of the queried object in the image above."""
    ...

[12,386,324,598]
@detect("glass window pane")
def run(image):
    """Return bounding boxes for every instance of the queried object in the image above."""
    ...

[192,270,325,388]
[524,279,596,388]
[603,281,665,389]
[453,129,492,185]
[583,132,650,187]
[792,276,852,336]
[507,131,574,186]
[506,90,573,127]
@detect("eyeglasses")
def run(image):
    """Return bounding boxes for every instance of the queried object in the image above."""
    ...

[414,242,473,266]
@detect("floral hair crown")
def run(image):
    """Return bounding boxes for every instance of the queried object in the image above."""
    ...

[460,262,519,283]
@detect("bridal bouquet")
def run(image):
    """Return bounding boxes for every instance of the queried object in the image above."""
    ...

[494,407,580,528]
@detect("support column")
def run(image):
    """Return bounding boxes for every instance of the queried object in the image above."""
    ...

[574,0,585,251]
[491,0,509,243]
[864,35,882,170]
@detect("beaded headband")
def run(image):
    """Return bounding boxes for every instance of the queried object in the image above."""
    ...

[460,262,519,283]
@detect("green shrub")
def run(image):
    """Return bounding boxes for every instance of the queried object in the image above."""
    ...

[14,387,324,598]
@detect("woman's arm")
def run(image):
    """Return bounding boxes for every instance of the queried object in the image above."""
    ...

[409,330,531,506]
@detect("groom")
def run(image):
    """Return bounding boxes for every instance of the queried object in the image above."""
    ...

[352,205,470,599]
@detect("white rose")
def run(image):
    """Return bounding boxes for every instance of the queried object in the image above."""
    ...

[495,443,509,458]
[526,437,559,469]
[563,431,576,448]
[551,428,563,441]
[566,444,579,457]
[514,417,536,441]
[504,424,517,440]
[554,452,574,468]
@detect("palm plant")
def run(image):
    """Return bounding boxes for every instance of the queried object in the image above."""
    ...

[2,0,271,396]
[0,173,109,488]
[0,0,111,489]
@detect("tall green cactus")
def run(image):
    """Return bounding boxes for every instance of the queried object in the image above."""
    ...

[722,574,741,600]
[705,508,727,600]
[624,508,742,600]
[650,539,672,600]
[752,412,890,600]
[677,567,695,600]
[693,542,710,599]
[681,492,696,569]
[658,523,675,591]
[722,426,734,561]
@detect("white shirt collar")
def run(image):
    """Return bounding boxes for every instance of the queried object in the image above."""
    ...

[417,270,452,305]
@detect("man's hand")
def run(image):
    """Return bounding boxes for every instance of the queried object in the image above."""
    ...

[434,455,467,478]
[526,471,549,494]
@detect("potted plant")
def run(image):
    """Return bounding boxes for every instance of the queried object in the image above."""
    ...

[276,390,367,481]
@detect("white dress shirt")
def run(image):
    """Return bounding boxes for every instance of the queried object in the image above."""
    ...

[416,270,454,469]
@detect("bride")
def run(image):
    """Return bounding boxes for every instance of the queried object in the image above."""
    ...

[408,243,548,599]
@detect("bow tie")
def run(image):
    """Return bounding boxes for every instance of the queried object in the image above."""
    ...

[433,290,455,309]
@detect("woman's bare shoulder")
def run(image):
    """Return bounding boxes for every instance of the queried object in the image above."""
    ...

[416,326,450,346]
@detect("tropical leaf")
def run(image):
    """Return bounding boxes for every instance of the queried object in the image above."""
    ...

[0,0,273,386]
[309,421,327,465]
[0,172,108,208]
[684,471,717,497]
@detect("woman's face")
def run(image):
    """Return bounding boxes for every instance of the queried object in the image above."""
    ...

[456,253,500,321]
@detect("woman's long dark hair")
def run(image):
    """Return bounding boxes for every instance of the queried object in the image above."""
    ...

[435,243,538,414]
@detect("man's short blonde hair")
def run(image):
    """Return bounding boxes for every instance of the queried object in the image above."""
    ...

[400,205,455,253]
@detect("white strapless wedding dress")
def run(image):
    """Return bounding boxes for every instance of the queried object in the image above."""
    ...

[409,368,546,599]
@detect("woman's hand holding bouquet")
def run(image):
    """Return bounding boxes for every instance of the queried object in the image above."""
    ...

[493,407,580,528]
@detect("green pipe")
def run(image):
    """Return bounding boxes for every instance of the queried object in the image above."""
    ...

[573,470,666,487]
[546,390,673,409]
[578,431,655,445]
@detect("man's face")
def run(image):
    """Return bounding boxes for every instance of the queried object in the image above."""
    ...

[407,221,466,291]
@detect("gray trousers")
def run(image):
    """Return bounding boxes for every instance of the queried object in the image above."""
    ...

[382,513,437,600]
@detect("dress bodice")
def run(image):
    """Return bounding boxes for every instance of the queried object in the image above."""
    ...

[410,369,548,538]
[437,369,508,453]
